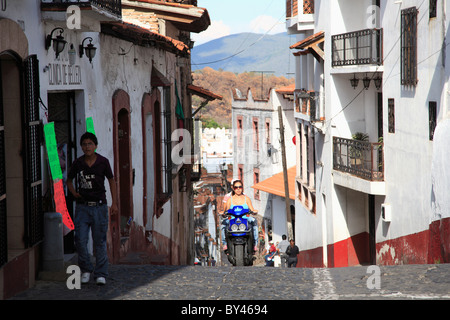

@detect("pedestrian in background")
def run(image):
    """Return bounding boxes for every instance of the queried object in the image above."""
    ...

[277,234,290,267]
[286,239,299,268]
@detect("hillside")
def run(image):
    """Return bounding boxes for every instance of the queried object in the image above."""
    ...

[191,32,296,78]
[192,67,294,128]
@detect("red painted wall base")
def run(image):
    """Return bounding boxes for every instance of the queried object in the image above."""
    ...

[296,217,450,268]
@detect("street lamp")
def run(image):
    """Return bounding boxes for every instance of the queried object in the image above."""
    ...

[45,27,67,59]
[350,74,359,89]
[79,37,97,63]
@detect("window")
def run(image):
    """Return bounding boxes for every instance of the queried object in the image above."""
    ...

[237,115,243,147]
[388,98,395,133]
[296,121,316,214]
[429,101,437,141]
[429,0,437,19]
[161,87,173,195]
[238,164,244,182]
[253,168,260,200]
[265,118,271,144]
[252,117,259,151]
[401,7,418,86]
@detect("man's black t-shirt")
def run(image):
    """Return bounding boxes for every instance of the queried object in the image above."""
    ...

[67,153,114,203]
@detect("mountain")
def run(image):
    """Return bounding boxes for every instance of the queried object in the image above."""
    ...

[191,32,296,78]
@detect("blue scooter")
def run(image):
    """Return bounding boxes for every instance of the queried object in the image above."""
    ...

[225,205,255,266]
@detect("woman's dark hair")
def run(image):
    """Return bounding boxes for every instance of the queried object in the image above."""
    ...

[80,132,98,146]
[231,179,244,195]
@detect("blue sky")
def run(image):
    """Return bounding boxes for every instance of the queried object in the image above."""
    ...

[191,0,286,46]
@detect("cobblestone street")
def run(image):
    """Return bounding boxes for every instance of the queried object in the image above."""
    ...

[10,263,450,301]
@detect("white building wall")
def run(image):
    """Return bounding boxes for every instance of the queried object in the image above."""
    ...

[293,0,448,266]
[232,87,295,246]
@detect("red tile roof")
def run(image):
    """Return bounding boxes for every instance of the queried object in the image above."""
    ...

[188,84,223,101]
[252,166,296,200]
[290,31,324,49]
[124,0,210,33]
[101,21,190,56]
[275,84,295,94]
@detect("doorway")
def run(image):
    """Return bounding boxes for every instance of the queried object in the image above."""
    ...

[112,89,133,263]
[0,53,24,259]
[47,92,77,252]
[118,108,132,236]
[0,53,43,266]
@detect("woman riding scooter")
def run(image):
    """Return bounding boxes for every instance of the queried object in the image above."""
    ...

[221,180,258,252]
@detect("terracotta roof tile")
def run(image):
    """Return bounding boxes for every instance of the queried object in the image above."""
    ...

[101,21,190,55]
[252,166,296,200]
[275,84,295,94]
[188,84,223,100]
[290,31,324,49]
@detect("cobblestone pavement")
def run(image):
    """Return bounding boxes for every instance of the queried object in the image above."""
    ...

[9,263,450,301]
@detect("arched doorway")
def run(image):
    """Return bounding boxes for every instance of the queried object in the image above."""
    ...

[0,51,42,267]
[0,52,24,262]
[111,89,133,262]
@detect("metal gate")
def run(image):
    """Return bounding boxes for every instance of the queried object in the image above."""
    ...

[0,60,6,267]
[23,55,43,248]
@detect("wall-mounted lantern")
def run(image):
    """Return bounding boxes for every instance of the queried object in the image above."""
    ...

[45,27,67,58]
[350,74,359,89]
[374,75,382,90]
[363,74,371,90]
[79,37,97,63]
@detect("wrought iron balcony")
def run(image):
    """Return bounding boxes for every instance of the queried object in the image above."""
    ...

[333,137,384,181]
[41,0,121,19]
[332,28,382,67]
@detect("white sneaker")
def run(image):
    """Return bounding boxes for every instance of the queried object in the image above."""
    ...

[96,277,106,285]
[81,272,90,284]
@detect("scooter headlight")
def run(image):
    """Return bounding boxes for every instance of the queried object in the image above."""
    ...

[231,224,238,231]
[238,224,246,231]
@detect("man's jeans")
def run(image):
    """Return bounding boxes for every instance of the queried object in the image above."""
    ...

[74,204,109,278]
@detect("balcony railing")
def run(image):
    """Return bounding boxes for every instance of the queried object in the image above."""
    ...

[41,0,121,18]
[332,28,382,67]
[333,137,384,181]
[295,90,323,122]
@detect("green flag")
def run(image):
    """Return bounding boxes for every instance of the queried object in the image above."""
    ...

[44,122,63,181]
[175,81,185,120]
[86,117,96,135]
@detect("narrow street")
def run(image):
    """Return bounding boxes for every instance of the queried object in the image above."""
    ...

[10,263,450,301]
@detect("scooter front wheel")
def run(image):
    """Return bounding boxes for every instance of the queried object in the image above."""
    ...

[234,244,244,266]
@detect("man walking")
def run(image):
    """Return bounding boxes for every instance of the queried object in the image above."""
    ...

[286,239,299,268]
[67,132,117,285]
[277,234,290,267]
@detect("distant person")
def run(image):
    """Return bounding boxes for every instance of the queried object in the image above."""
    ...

[277,234,290,267]
[263,241,277,267]
[286,239,299,268]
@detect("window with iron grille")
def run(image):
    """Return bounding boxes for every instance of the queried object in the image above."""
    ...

[161,87,173,196]
[429,101,437,141]
[429,0,437,18]
[401,7,418,86]
[23,55,43,248]
[0,64,6,267]
[388,98,395,133]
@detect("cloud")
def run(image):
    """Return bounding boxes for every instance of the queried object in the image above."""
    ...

[249,15,285,34]
[191,20,231,46]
